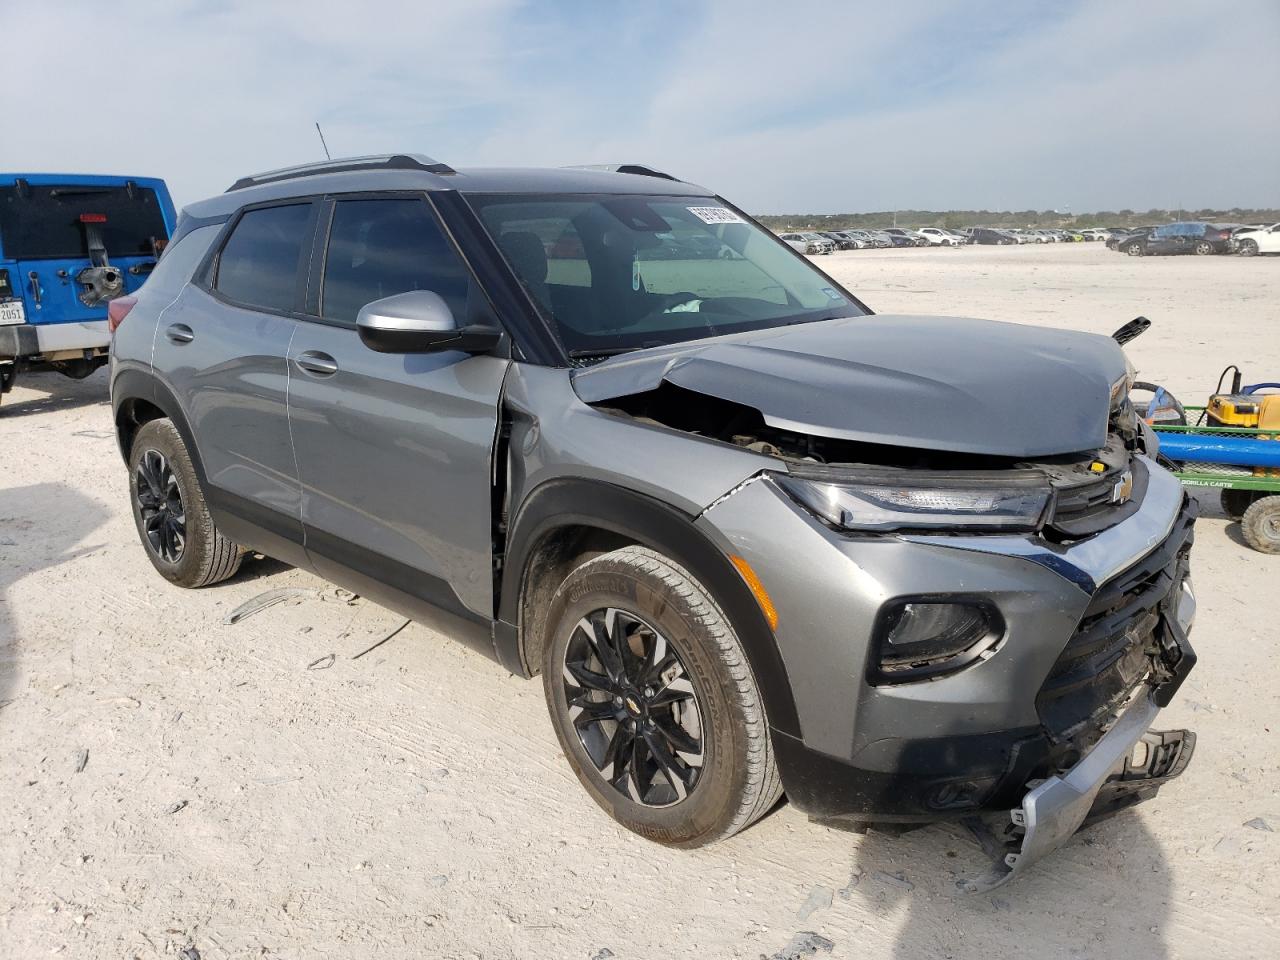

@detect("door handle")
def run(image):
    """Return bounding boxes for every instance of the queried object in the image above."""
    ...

[295,350,339,376]
[165,323,195,343]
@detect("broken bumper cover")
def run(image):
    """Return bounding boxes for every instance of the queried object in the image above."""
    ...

[961,583,1198,892]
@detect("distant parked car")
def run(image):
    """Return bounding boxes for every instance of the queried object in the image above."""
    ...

[1060,230,1085,242]
[916,228,960,246]
[970,227,1017,245]
[836,230,870,248]
[777,233,810,254]
[778,232,833,255]
[877,231,917,248]
[1118,222,1233,257]
[1230,222,1280,256]
[1078,229,1108,241]
[802,232,836,254]
[818,231,859,251]
[861,230,893,248]
[1107,228,1149,250]
[840,231,878,248]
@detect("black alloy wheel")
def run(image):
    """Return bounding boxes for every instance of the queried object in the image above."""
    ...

[561,607,704,807]
[135,449,186,563]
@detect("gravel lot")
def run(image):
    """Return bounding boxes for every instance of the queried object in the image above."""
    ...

[2,243,1277,959]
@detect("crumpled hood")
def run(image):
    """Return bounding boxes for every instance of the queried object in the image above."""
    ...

[571,315,1128,458]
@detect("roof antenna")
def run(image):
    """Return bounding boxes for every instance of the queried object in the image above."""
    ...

[315,122,332,160]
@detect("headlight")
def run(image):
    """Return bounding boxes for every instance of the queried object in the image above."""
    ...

[772,468,1051,533]
[1112,354,1137,409]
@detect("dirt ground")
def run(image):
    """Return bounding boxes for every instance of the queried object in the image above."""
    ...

[2,243,1277,959]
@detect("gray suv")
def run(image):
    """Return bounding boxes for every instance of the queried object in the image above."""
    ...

[110,155,1197,887]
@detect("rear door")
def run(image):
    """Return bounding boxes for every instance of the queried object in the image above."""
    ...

[286,194,509,627]
[0,180,169,329]
[152,200,316,560]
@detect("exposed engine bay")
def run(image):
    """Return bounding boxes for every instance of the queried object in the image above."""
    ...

[592,379,1146,540]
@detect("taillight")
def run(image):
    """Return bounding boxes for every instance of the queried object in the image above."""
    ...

[107,295,138,335]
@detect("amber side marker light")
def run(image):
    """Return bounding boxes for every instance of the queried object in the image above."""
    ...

[730,556,779,631]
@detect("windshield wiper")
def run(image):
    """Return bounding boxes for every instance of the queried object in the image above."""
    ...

[567,341,668,360]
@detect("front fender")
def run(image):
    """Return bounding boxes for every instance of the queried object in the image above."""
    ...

[498,476,802,738]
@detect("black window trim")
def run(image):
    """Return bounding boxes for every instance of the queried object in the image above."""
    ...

[195,196,322,321]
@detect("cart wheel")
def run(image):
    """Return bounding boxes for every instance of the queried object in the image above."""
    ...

[1221,488,1260,521]
[1241,496,1280,554]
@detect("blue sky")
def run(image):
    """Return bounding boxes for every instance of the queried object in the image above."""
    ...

[3,0,1277,212]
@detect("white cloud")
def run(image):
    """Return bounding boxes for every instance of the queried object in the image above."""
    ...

[1,0,1275,212]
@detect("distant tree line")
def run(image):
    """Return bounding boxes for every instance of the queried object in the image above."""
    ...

[754,208,1280,232]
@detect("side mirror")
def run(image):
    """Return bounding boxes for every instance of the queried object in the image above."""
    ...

[356,290,501,355]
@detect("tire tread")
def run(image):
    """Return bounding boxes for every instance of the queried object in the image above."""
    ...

[130,419,243,587]
[567,545,783,843]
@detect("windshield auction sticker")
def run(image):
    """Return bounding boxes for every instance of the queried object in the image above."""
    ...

[688,206,745,225]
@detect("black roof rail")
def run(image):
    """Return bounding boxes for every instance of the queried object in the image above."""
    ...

[225,153,454,192]
[562,163,682,182]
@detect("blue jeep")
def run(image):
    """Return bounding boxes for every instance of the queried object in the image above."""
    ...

[0,173,175,403]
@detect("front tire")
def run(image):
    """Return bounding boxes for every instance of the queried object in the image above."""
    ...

[1239,239,1259,257]
[542,545,782,847]
[1126,243,1144,257]
[128,419,243,587]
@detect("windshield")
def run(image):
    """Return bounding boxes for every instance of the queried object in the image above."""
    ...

[469,194,865,357]
[0,183,167,260]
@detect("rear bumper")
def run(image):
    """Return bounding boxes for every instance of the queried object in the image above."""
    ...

[0,320,109,359]
[0,323,39,359]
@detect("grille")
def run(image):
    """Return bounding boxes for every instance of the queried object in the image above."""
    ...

[1036,499,1195,742]
[1047,455,1144,539]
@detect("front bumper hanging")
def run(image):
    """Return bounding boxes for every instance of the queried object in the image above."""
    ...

[959,583,1198,892]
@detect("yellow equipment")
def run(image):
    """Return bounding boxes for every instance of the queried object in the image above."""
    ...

[1205,366,1280,428]
[1260,395,1280,430]
[1207,393,1263,428]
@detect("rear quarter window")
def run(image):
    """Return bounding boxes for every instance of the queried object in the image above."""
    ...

[135,224,223,307]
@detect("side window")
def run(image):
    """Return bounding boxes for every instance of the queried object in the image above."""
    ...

[321,198,471,324]
[135,224,222,307]
[215,203,313,313]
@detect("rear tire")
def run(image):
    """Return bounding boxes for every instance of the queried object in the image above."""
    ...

[1241,496,1280,554]
[128,419,243,587]
[541,545,782,847]
[1194,241,1213,256]
[1221,488,1260,521]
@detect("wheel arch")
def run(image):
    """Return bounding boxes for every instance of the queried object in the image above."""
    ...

[498,477,802,738]
[112,369,207,484]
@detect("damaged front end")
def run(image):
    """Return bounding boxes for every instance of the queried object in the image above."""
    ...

[573,321,1199,887]
[961,546,1198,891]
